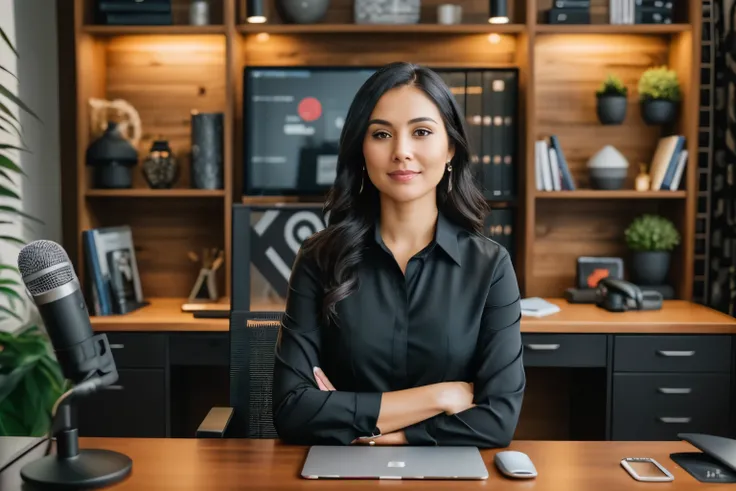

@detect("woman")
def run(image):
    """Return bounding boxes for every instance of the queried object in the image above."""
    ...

[272,61,525,448]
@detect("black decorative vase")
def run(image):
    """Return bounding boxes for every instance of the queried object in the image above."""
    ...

[85,122,138,189]
[276,0,330,23]
[596,95,627,125]
[142,140,179,189]
[191,112,224,190]
[640,99,677,125]
[631,251,671,285]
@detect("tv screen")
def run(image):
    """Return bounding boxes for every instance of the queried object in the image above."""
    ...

[243,66,376,195]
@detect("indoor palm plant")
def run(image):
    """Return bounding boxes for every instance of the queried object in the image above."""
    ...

[638,66,681,125]
[624,214,681,286]
[595,73,628,125]
[0,27,66,436]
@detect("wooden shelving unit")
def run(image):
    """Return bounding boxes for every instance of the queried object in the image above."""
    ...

[59,0,701,306]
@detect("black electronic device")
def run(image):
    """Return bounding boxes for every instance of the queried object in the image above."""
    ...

[594,277,663,312]
[671,433,736,483]
[243,66,376,196]
[16,240,132,489]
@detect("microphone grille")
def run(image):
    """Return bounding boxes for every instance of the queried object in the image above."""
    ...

[17,240,75,296]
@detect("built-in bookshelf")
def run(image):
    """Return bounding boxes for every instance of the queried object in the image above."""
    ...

[58,0,701,305]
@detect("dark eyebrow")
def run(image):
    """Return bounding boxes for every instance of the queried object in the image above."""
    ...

[367,117,438,127]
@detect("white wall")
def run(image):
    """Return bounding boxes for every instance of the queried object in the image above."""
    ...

[0,0,61,331]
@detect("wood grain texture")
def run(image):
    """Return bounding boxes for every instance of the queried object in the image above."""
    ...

[90,297,736,333]
[103,35,227,190]
[242,33,519,68]
[90,200,225,299]
[0,437,719,490]
[534,34,671,191]
[530,200,680,298]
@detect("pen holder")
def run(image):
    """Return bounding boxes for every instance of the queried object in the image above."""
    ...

[188,267,218,302]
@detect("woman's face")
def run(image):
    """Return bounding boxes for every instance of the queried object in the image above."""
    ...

[362,85,455,203]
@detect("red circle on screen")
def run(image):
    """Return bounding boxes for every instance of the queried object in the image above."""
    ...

[298,97,322,122]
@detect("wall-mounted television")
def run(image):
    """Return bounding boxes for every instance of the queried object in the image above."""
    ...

[243,66,376,196]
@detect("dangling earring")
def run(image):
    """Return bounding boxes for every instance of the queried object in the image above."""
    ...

[447,163,453,192]
[359,166,364,193]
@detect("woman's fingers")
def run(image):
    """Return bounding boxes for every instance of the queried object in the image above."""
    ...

[313,367,336,391]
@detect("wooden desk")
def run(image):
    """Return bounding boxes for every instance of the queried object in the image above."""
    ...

[1,437,732,490]
[90,297,736,334]
[79,298,736,444]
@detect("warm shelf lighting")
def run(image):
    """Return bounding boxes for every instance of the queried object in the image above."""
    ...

[488,0,509,24]
[488,33,501,44]
[246,0,267,23]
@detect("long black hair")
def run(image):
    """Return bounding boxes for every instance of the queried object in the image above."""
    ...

[302,61,490,326]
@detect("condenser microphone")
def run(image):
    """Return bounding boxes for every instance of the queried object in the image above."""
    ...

[16,240,132,489]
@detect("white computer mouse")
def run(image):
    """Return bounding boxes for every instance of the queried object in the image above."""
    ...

[494,450,538,479]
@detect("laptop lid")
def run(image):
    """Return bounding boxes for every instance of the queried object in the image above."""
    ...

[301,445,489,480]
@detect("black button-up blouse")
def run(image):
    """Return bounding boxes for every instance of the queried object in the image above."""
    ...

[272,211,525,448]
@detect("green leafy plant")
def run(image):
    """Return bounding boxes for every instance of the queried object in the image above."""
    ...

[638,66,681,102]
[624,214,681,252]
[596,74,627,97]
[0,27,65,436]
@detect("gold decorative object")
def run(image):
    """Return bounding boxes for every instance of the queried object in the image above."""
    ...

[88,98,142,148]
[187,248,224,302]
[635,163,651,191]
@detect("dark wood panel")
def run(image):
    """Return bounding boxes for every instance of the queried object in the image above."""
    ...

[91,199,225,298]
[102,35,227,190]
[534,34,670,191]
[243,33,520,68]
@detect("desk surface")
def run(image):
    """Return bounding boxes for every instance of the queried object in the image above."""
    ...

[0,437,730,490]
[90,297,736,334]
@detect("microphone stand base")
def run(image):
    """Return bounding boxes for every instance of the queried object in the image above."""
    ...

[20,448,132,490]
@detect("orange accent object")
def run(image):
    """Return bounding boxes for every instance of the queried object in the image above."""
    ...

[587,268,610,288]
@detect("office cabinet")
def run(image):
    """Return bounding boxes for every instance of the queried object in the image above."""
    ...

[610,335,733,441]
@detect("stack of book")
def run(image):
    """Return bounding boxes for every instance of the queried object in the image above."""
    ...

[548,0,591,24]
[610,0,674,25]
[96,0,173,26]
[484,208,516,264]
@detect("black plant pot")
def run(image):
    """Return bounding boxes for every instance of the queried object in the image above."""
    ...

[596,95,627,125]
[640,99,677,125]
[631,251,671,286]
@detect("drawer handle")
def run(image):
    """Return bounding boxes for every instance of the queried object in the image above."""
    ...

[657,350,695,357]
[109,344,125,349]
[659,417,691,424]
[525,344,561,351]
[658,387,692,395]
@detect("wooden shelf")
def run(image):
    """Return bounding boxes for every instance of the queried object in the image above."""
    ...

[85,189,226,198]
[237,23,526,34]
[535,190,688,199]
[82,25,227,35]
[535,24,691,34]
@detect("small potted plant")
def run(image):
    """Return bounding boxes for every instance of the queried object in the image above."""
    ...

[624,214,681,285]
[595,73,628,125]
[637,66,681,125]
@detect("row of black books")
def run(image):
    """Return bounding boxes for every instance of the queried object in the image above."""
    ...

[610,0,674,24]
[96,0,173,26]
[484,208,516,265]
[548,0,592,24]
[437,69,518,202]
[83,225,148,316]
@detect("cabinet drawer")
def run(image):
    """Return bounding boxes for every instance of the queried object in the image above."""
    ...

[104,332,166,369]
[522,334,607,367]
[613,335,731,373]
[77,368,166,438]
[611,372,730,440]
[169,333,228,366]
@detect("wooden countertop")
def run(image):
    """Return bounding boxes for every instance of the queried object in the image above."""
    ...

[0,437,725,490]
[90,297,736,334]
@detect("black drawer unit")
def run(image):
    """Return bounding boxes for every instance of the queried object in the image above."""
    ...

[77,368,167,437]
[522,334,607,367]
[611,372,731,440]
[104,332,167,369]
[613,335,731,373]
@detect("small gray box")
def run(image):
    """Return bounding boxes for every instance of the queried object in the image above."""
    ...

[354,0,420,24]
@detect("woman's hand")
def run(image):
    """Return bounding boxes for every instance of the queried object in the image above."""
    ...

[313,367,335,391]
[352,431,408,445]
[438,381,476,415]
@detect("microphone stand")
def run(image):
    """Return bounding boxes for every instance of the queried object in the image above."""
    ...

[20,334,133,489]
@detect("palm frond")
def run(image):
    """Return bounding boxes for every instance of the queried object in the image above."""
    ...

[0,144,29,153]
[0,66,17,80]
[0,85,40,122]
[0,101,22,128]
[0,205,43,224]
[0,27,17,57]
[0,183,20,200]
[0,154,25,176]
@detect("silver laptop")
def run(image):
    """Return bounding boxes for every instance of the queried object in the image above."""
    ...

[301,445,489,480]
